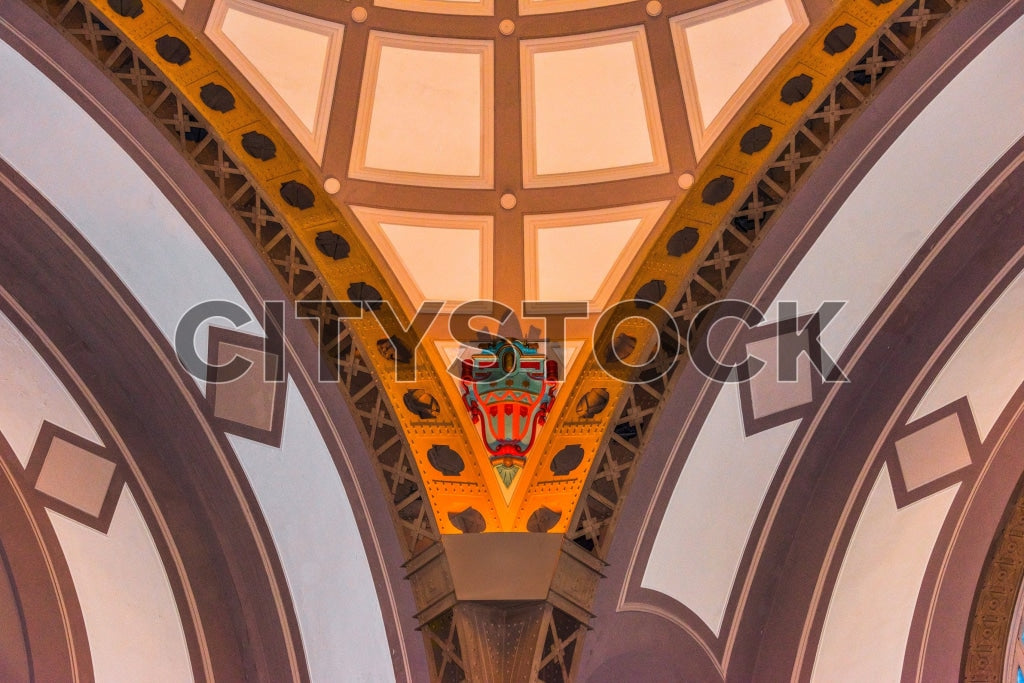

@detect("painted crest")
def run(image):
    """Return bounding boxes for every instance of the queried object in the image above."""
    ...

[461,340,558,487]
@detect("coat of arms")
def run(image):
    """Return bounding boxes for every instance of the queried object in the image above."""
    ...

[461,339,558,488]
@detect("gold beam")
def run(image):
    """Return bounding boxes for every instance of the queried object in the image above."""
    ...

[85,0,505,531]
[516,0,914,531]
[85,0,912,535]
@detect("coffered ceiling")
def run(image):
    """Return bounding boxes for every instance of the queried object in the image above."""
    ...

[4,0,1016,679]
[50,0,894,534]
[197,0,819,327]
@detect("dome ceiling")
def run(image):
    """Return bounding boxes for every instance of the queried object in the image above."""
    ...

[197,0,815,330]
[2,0,1003,679]
[85,0,892,532]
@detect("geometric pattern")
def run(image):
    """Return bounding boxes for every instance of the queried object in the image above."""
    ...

[206,0,344,162]
[672,0,808,157]
[26,422,122,533]
[206,327,287,447]
[886,398,978,509]
[737,324,817,436]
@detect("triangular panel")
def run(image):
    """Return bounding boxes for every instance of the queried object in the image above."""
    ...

[671,0,808,158]
[352,207,493,315]
[206,0,344,162]
[525,201,670,312]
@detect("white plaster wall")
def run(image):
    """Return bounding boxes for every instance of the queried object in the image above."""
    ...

[0,36,398,681]
[642,13,1024,654]
[811,471,958,682]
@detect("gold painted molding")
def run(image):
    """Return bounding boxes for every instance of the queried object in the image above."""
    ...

[83,0,504,532]
[516,0,916,531]
[84,0,913,535]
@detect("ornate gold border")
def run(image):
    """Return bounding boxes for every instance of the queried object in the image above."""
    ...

[70,0,918,535]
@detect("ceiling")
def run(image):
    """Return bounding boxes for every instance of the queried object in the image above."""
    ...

[129,0,864,530]
[4,0,1024,681]
[194,0,815,325]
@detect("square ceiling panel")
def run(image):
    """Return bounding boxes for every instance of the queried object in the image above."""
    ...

[671,0,808,158]
[373,0,493,16]
[524,201,669,311]
[521,27,669,188]
[351,206,493,314]
[206,0,344,163]
[518,0,629,16]
[350,33,494,189]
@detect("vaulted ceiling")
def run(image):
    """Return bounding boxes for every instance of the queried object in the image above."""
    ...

[2,0,1023,680]
[70,0,896,534]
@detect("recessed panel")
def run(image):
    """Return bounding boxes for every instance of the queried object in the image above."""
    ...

[35,437,116,518]
[895,414,972,492]
[211,343,279,433]
[521,27,669,187]
[524,201,669,310]
[206,0,344,162]
[518,0,629,16]
[672,0,807,157]
[351,33,494,188]
[352,207,493,312]
[746,333,814,420]
[374,0,493,16]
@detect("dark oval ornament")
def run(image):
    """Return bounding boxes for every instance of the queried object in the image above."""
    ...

[280,180,315,209]
[781,74,814,104]
[527,506,561,533]
[241,131,277,161]
[823,24,856,55]
[347,282,383,311]
[702,176,734,205]
[199,83,236,112]
[155,35,190,65]
[427,445,464,476]
[607,333,637,363]
[403,389,440,420]
[635,279,667,308]
[576,388,610,418]
[667,227,700,257]
[377,336,412,364]
[739,124,773,154]
[449,507,486,533]
[109,0,143,18]
[315,230,350,260]
[550,444,584,476]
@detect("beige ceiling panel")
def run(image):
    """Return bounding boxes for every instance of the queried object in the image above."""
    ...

[350,32,494,189]
[521,27,670,187]
[351,206,493,314]
[524,201,669,311]
[206,0,344,163]
[671,0,808,159]
[373,0,493,16]
[517,0,629,16]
